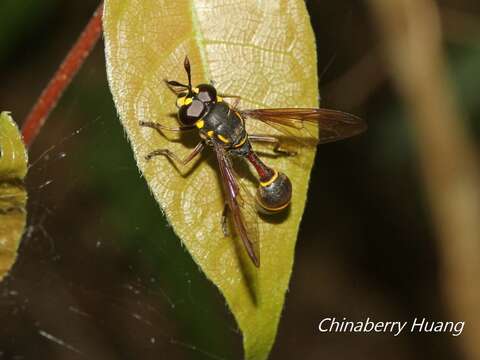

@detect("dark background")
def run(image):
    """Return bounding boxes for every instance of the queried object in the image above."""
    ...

[1,1,479,359]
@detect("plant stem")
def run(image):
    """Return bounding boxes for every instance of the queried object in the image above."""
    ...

[21,2,104,147]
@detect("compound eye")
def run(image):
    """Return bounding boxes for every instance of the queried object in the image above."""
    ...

[197,84,217,103]
[187,99,206,117]
[178,99,205,125]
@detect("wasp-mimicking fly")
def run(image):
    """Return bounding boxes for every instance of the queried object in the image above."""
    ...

[140,57,366,267]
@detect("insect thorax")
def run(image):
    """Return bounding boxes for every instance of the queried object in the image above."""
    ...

[199,102,246,148]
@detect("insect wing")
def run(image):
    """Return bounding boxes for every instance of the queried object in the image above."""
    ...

[240,108,366,145]
[213,142,260,267]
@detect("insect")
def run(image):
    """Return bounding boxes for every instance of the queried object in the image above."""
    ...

[140,57,366,267]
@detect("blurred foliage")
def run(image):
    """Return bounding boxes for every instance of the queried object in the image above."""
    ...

[0,0,57,61]
[0,112,27,282]
[448,43,480,133]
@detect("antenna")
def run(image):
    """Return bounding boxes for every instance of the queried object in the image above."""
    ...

[164,56,194,94]
[165,80,189,88]
[184,56,192,92]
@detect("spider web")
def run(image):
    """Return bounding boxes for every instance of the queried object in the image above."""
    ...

[0,49,239,360]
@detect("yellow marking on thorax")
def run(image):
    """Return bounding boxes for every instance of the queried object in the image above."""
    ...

[260,170,279,187]
[193,87,199,94]
[207,130,214,137]
[217,134,230,143]
[195,119,204,128]
[234,110,244,125]
[233,135,247,148]
[216,96,223,102]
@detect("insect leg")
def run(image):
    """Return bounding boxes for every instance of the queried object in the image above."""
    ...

[218,93,241,99]
[249,135,297,156]
[139,120,196,133]
[145,141,205,165]
[221,203,230,237]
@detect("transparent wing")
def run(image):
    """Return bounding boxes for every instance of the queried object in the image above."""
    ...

[213,142,260,267]
[240,108,367,146]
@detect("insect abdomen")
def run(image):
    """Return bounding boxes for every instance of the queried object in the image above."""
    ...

[256,171,292,213]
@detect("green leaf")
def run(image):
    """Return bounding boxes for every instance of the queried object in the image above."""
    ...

[0,111,28,281]
[103,1,318,359]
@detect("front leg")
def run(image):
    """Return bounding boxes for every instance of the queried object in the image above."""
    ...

[145,141,205,165]
[140,120,196,134]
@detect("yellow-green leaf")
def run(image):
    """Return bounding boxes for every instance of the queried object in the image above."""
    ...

[0,111,28,281]
[104,1,318,359]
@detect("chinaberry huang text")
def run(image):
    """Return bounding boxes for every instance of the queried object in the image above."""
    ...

[318,317,464,337]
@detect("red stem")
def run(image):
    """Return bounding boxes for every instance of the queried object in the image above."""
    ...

[21,2,104,147]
